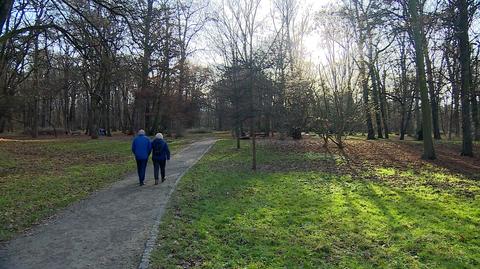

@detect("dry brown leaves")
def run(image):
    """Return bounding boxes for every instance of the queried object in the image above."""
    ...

[258,137,480,179]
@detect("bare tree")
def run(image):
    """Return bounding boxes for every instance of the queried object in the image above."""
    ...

[348,0,376,139]
[315,10,360,148]
[454,0,473,156]
[407,0,436,159]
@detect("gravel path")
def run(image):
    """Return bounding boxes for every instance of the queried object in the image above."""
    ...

[0,139,216,269]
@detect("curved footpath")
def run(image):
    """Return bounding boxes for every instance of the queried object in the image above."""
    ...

[0,139,216,269]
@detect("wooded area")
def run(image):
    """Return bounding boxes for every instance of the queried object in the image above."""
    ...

[1,1,480,267]
[1,0,479,160]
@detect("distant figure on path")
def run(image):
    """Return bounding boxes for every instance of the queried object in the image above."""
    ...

[131,129,152,186]
[151,133,170,185]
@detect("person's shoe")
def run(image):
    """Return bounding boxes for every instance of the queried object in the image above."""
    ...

[161,177,166,183]
[139,182,144,186]
[155,179,159,185]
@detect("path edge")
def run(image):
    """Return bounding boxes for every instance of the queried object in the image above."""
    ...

[137,139,216,269]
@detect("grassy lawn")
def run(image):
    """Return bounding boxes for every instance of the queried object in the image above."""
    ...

[0,135,196,242]
[150,139,480,268]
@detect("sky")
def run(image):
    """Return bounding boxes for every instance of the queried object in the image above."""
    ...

[191,0,337,67]
[296,0,337,63]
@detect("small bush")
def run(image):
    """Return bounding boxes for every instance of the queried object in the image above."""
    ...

[291,127,302,140]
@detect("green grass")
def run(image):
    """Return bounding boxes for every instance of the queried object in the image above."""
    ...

[0,135,194,241]
[150,139,480,268]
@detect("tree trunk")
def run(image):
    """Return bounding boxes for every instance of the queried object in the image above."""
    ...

[453,76,461,137]
[354,1,375,140]
[89,94,99,139]
[0,116,5,133]
[62,61,71,134]
[400,102,407,140]
[368,37,383,138]
[456,0,473,156]
[446,52,460,138]
[250,67,256,170]
[135,0,154,132]
[424,39,441,139]
[401,97,414,141]
[449,96,454,140]
[370,67,383,138]
[69,87,76,130]
[415,87,422,140]
[236,123,240,149]
[359,47,375,139]
[378,68,389,138]
[31,32,40,138]
[250,117,256,170]
[408,0,436,159]
[399,38,409,140]
[473,91,480,141]
[0,0,13,35]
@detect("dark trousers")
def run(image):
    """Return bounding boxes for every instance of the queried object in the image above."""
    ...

[136,159,148,183]
[153,159,166,180]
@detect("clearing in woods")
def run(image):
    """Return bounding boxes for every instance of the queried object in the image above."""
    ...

[0,135,478,268]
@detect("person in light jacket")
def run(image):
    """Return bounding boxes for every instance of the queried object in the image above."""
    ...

[131,129,152,186]
[151,133,170,185]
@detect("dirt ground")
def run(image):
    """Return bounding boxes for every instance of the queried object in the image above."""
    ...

[0,131,133,141]
[261,136,480,179]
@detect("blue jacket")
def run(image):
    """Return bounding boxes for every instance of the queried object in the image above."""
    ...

[151,138,170,161]
[131,134,152,160]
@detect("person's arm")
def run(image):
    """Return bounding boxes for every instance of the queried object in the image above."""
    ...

[148,140,152,156]
[131,139,136,154]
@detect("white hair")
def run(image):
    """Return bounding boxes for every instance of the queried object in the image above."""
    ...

[155,133,163,139]
[138,129,145,135]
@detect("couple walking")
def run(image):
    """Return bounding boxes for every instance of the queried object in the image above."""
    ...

[131,129,171,186]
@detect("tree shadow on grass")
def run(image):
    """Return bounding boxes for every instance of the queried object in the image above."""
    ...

[306,144,480,267]
[335,143,480,198]
[398,141,480,179]
[152,139,480,268]
[364,182,479,267]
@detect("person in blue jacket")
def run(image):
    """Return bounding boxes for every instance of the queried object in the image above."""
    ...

[131,129,152,186]
[151,133,170,185]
